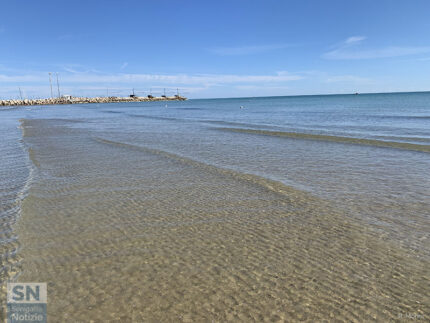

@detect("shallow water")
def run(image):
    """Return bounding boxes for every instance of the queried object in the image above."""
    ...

[0,93,429,321]
[0,111,31,313]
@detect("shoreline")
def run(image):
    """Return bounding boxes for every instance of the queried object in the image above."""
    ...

[0,95,187,107]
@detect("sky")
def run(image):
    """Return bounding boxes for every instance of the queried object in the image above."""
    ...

[1,0,430,99]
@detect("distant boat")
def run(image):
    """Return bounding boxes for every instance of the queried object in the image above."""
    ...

[354,92,359,95]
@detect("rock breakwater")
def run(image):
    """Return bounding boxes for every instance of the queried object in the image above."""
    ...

[0,95,187,107]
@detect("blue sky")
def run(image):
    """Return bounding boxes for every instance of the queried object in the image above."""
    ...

[1,0,430,99]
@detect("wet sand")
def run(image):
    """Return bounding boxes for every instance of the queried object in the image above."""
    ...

[6,118,429,321]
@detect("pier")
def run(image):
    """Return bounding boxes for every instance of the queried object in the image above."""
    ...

[0,95,187,107]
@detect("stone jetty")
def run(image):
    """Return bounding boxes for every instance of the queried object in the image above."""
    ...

[0,95,187,107]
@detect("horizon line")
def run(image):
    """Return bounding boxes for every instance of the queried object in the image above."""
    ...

[191,90,430,100]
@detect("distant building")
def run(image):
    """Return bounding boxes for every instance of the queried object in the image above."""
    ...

[62,95,72,100]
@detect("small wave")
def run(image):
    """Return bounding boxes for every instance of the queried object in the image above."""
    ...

[103,110,124,114]
[0,106,19,111]
[373,115,430,120]
[214,127,430,153]
[374,135,430,144]
[127,114,183,122]
[19,118,83,125]
[176,107,203,110]
[203,120,270,128]
[27,148,40,168]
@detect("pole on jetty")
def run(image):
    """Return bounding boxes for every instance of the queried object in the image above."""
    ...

[56,73,61,98]
[18,87,23,100]
[48,73,53,98]
[177,88,179,96]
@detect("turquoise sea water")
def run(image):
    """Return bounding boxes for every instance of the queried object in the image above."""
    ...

[0,92,429,320]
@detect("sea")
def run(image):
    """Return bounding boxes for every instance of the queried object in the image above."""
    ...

[0,92,429,321]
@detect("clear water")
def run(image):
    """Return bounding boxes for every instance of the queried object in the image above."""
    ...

[0,92,429,321]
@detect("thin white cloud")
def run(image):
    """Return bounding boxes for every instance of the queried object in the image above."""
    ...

[208,44,292,56]
[62,67,82,74]
[344,36,366,44]
[276,71,296,76]
[0,74,45,82]
[0,71,304,85]
[235,84,290,91]
[323,36,430,60]
[325,75,371,83]
[60,72,304,84]
[324,46,430,60]
[61,64,100,74]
